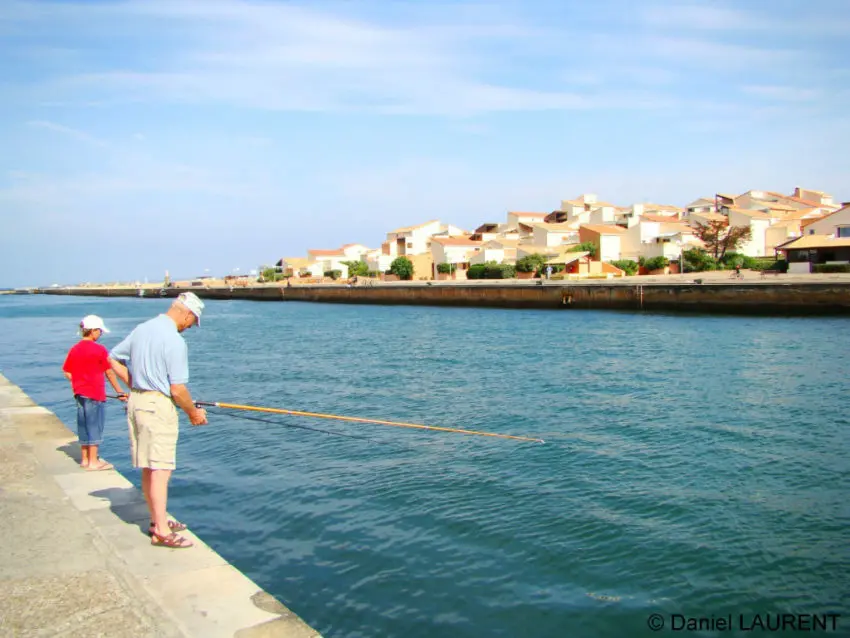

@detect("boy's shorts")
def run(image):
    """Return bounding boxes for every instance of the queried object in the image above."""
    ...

[75,395,106,445]
[127,390,179,470]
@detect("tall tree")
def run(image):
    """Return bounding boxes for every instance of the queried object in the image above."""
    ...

[692,220,752,261]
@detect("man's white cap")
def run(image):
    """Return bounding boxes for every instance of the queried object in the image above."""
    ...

[177,292,204,325]
[80,315,110,333]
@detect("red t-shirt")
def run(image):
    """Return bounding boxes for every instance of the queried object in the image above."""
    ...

[62,340,110,401]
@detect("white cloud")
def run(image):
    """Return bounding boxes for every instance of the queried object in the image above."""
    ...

[640,4,764,30]
[742,85,822,102]
[26,120,108,146]
[6,0,778,115]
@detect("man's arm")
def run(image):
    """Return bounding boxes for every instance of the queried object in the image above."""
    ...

[109,358,131,387]
[170,383,207,426]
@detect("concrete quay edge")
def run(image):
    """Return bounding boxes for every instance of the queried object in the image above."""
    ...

[0,372,321,638]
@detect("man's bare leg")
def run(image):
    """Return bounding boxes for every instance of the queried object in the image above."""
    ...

[141,468,154,520]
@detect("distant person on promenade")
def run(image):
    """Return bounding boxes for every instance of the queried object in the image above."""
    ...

[109,292,208,549]
[62,315,128,471]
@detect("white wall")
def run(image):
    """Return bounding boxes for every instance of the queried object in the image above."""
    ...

[804,206,850,236]
[599,235,621,262]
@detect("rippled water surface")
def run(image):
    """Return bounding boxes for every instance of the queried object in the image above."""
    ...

[1,295,848,637]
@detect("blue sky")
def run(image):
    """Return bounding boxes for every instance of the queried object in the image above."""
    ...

[1,0,848,287]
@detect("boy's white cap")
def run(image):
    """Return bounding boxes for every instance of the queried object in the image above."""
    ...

[177,292,204,325]
[81,315,110,333]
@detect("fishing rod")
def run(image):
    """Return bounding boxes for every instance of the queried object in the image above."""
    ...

[107,395,544,443]
[194,400,544,443]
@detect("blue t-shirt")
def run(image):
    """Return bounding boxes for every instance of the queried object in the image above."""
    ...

[110,314,189,396]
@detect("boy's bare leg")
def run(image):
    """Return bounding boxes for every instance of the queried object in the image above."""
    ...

[80,444,91,467]
[86,445,113,470]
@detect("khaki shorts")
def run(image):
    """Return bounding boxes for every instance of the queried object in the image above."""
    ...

[127,390,179,470]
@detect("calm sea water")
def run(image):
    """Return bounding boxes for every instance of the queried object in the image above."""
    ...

[0,295,847,638]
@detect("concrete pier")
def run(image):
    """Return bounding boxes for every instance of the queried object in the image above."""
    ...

[0,373,321,638]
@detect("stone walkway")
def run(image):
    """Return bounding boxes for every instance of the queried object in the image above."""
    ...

[0,373,321,638]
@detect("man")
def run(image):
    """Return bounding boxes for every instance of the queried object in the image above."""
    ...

[109,292,208,549]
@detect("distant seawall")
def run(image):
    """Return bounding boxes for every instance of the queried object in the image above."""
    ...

[38,281,850,315]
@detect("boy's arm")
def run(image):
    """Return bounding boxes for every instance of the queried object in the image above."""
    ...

[105,369,128,400]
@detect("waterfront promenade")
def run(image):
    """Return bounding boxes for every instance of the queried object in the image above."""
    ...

[0,373,320,638]
[33,272,850,314]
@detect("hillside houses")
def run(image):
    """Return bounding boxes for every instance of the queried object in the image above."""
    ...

[275,185,846,281]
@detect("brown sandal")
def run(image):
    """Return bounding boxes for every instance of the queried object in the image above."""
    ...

[148,520,187,536]
[150,531,193,549]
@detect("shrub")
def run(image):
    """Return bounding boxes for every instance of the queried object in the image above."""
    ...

[389,257,414,280]
[324,270,342,280]
[682,248,717,272]
[609,259,638,276]
[436,263,456,274]
[720,252,758,270]
[643,256,670,272]
[813,263,850,273]
[483,264,516,279]
[516,254,548,274]
[467,264,487,279]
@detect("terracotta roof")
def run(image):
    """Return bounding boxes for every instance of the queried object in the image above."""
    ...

[532,222,579,231]
[508,212,548,217]
[390,219,440,234]
[689,211,727,222]
[643,203,684,212]
[280,257,310,267]
[483,238,520,248]
[308,249,345,256]
[769,220,802,229]
[725,207,774,219]
[581,224,626,234]
[777,235,850,250]
[431,236,482,246]
[545,251,590,265]
[641,214,679,223]
[799,203,850,227]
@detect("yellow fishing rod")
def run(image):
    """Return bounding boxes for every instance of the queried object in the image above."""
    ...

[195,400,545,444]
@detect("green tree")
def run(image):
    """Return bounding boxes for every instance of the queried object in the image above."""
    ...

[692,220,752,261]
[341,260,370,277]
[569,241,597,258]
[516,254,547,273]
[389,257,414,280]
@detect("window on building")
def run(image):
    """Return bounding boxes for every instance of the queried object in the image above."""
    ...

[837,226,850,238]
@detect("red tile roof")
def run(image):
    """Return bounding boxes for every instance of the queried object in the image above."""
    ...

[581,224,626,234]
[431,236,482,246]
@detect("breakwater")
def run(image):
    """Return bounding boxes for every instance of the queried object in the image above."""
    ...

[38,280,850,314]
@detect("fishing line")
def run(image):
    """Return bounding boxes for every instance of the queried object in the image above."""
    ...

[207,408,404,448]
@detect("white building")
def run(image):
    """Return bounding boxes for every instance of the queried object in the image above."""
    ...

[506,212,548,227]
[578,224,626,262]
[530,222,580,248]
[470,239,518,265]
[802,204,850,237]
[430,236,483,278]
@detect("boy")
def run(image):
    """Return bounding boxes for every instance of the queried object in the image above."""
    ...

[62,315,127,470]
